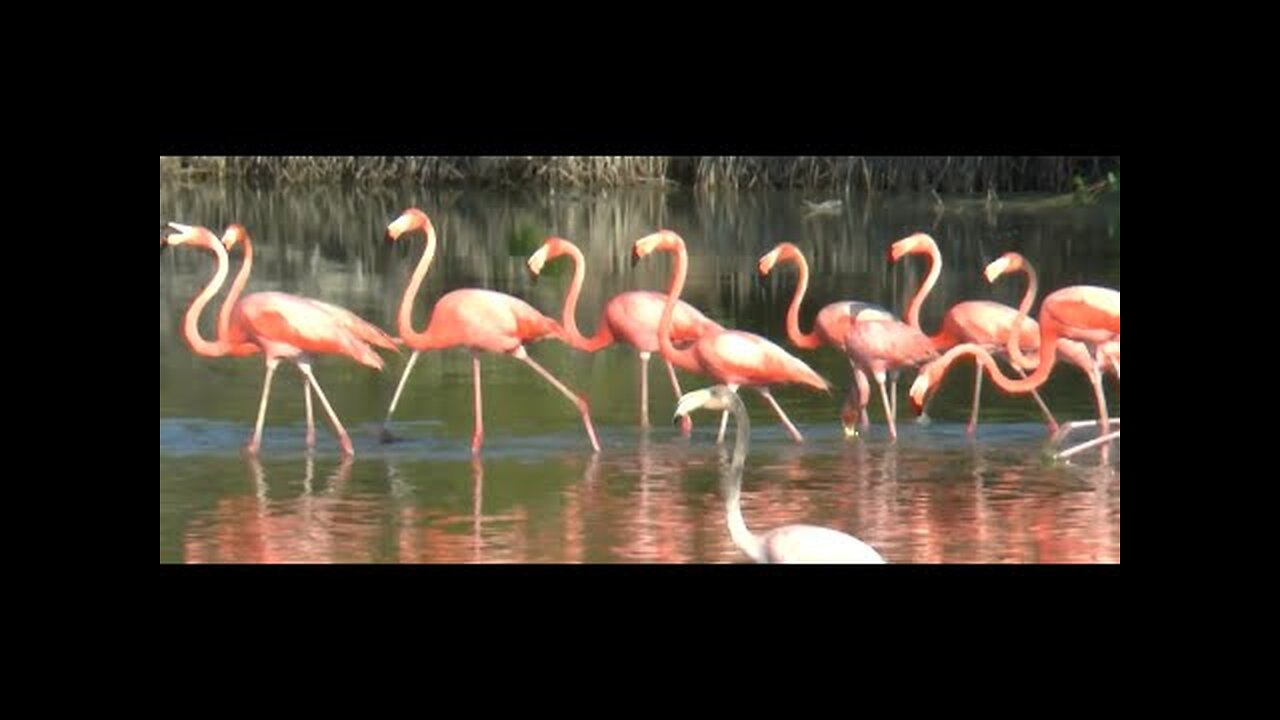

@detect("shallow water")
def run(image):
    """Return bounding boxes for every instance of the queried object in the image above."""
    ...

[160,182,1119,563]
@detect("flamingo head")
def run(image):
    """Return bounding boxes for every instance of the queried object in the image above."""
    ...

[163,222,220,251]
[631,229,682,267]
[673,385,735,424]
[757,242,799,277]
[984,252,1025,283]
[386,208,432,244]
[221,224,250,252]
[889,232,937,262]
[908,360,943,415]
[527,237,572,283]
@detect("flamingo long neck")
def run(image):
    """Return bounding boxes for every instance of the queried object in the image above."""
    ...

[219,235,253,341]
[657,241,701,369]
[723,392,766,563]
[783,254,822,350]
[182,240,233,357]
[1007,263,1040,370]
[560,244,613,352]
[907,244,942,335]
[943,324,1060,394]
[397,222,447,350]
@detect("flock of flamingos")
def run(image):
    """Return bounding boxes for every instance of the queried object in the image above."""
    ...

[160,208,1120,563]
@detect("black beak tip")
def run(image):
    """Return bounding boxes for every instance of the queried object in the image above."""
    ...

[630,250,640,268]
[384,230,396,244]
[672,413,683,427]
[527,268,539,284]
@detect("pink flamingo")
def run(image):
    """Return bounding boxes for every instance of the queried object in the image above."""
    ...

[842,316,938,442]
[757,242,896,437]
[631,230,830,444]
[889,234,1059,435]
[382,209,600,454]
[217,224,398,449]
[526,236,723,434]
[162,223,396,456]
[909,264,1120,459]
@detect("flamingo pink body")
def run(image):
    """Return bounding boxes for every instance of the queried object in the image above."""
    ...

[528,237,723,431]
[163,223,395,456]
[632,230,829,444]
[384,209,600,454]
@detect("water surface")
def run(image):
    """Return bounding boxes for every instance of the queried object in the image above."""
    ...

[160,182,1119,563]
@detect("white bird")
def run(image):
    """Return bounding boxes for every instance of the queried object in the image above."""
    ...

[674,385,887,564]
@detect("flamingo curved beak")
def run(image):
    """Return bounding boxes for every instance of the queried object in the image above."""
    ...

[909,375,930,415]
[526,246,549,283]
[630,246,641,267]
[984,257,1012,283]
[673,388,715,423]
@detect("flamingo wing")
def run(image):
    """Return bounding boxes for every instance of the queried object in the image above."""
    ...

[235,292,386,369]
[300,297,398,349]
[701,331,830,391]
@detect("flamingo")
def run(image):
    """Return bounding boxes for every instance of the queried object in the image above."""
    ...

[525,236,723,434]
[631,230,830,444]
[673,386,886,563]
[909,264,1120,459]
[382,208,600,454]
[162,223,396,456]
[757,242,896,437]
[889,234,1060,435]
[216,224,398,449]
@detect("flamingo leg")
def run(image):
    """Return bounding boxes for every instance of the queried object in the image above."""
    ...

[967,361,983,437]
[1087,366,1112,463]
[471,352,484,454]
[247,357,281,456]
[1055,430,1120,461]
[1051,418,1120,446]
[296,360,354,456]
[890,371,899,421]
[513,346,601,453]
[380,350,421,443]
[876,371,897,441]
[304,381,316,449]
[1089,368,1111,437]
[756,387,804,443]
[639,350,651,428]
[663,358,692,435]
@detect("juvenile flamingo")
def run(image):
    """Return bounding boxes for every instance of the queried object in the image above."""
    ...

[382,209,600,454]
[674,386,886,563]
[631,230,830,444]
[757,242,896,437]
[909,264,1120,459]
[162,223,395,456]
[889,234,1059,435]
[526,236,723,434]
